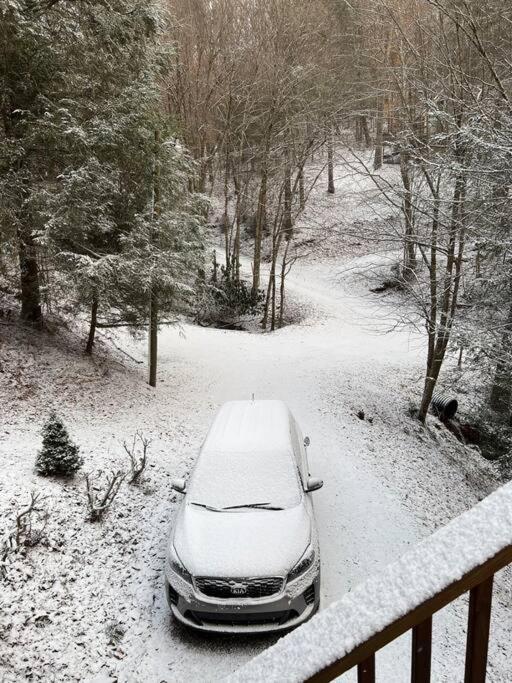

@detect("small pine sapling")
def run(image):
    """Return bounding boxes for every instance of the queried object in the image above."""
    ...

[35,412,83,477]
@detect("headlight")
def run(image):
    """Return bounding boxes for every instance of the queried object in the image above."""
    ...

[169,546,192,583]
[288,545,315,582]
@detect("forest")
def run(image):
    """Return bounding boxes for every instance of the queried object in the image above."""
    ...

[2,0,512,435]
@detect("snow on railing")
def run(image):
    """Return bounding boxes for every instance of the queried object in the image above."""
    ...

[228,482,512,683]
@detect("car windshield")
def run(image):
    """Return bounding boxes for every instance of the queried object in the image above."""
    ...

[186,449,302,510]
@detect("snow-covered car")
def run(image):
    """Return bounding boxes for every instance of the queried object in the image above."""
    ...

[165,399,323,633]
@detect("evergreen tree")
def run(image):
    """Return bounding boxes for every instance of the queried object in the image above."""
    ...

[1,0,205,341]
[35,412,83,477]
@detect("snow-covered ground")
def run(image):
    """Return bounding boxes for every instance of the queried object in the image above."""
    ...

[1,153,510,682]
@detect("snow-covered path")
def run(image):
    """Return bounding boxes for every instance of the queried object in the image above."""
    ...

[158,254,426,603]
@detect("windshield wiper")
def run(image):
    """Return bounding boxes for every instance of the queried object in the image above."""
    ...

[223,502,284,511]
[190,501,223,512]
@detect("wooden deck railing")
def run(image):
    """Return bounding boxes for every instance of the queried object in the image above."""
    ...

[229,482,512,683]
[307,544,512,683]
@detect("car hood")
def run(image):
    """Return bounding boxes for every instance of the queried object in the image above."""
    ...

[172,502,311,578]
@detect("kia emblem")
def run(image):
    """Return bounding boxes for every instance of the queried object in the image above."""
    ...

[230,581,248,596]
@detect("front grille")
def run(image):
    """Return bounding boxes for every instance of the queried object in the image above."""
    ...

[187,609,298,627]
[195,577,283,599]
[304,584,315,605]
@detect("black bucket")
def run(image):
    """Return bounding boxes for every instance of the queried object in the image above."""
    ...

[431,393,458,420]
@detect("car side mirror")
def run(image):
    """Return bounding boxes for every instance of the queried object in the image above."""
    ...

[304,436,311,448]
[306,477,323,492]
[171,478,187,494]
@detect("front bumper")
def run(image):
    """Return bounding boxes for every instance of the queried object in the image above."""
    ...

[165,569,320,634]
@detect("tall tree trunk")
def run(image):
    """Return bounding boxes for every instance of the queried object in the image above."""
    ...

[17,226,42,324]
[232,168,242,283]
[360,114,372,147]
[278,241,291,329]
[373,97,384,171]
[418,171,466,422]
[400,152,417,277]
[490,296,512,416]
[270,265,277,332]
[85,293,98,355]
[148,288,158,388]
[283,150,293,239]
[327,130,335,194]
[148,130,160,389]
[223,147,231,280]
[418,188,440,423]
[262,218,282,330]
[252,167,268,297]
[355,115,362,143]
[262,240,278,331]
[298,168,305,211]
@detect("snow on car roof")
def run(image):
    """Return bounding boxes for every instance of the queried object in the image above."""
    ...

[201,400,296,454]
[187,400,303,509]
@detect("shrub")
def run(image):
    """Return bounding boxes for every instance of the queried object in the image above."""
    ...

[35,412,83,477]
[196,269,265,326]
[84,470,125,522]
[123,431,150,484]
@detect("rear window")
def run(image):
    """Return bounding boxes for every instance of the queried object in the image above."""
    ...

[187,448,302,510]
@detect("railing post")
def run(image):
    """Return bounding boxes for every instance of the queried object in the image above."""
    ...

[357,654,375,683]
[411,616,432,683]
[464,576,494,683]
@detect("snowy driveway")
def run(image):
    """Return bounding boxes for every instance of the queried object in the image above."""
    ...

[119,255,477,682]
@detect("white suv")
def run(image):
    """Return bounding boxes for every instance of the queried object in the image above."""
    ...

[165,399,323,633]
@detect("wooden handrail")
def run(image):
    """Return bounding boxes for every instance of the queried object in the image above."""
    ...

[229,483,512,683]
[306,545,512,683]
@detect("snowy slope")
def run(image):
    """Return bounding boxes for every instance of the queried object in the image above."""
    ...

[1,150,510,683]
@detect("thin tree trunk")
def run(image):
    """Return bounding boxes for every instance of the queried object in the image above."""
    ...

[232,169,242,283]
[373,97,384,171]
[418,170,465,422]
[17,227,42,324]
[148,130,160,389]
[223,147,231,280]
[490,296,512,415]
[148,288,158,388]
[283,150,293,238]
[418,186,440,423]
[327,130,335,194]
[279,241,291,329]
[360,115,372,147]
[262,266,273,331]
[85,293,98,355]
[262,220,282,330]
[400,152,417,277]
[298,168,305,211]
[252,167,268,297]
[355,115,362,143]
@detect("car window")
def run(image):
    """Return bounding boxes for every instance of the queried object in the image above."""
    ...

[187,448,303,510]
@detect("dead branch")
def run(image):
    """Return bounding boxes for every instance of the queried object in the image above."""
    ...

[1,492,48,580]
